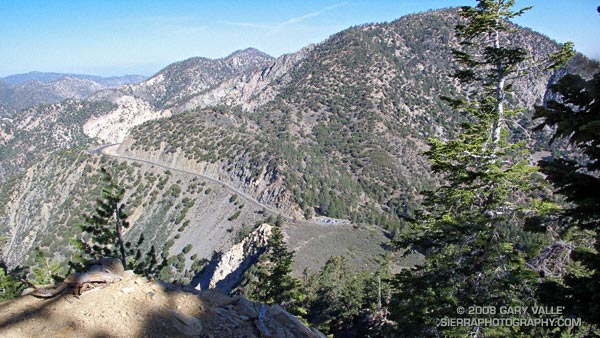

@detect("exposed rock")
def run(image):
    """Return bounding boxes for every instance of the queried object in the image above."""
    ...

[83,95,171,143]
[177,45,313,112]
[196,223,273,292]
[83,48,276,143]
[116,137,300,218]
[0,271,322,338]
[2,8,599,283]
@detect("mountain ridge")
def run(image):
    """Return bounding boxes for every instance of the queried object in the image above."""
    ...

[1,7,599,282]
[1,71,146,87]
[0,73,146,111]
[112,8,600,224]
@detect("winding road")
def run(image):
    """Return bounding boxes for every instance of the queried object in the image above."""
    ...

[90,143,298,222]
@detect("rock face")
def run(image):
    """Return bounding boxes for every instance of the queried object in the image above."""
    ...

[0,271,323,338]
[83,95,171,143]
[84,48,277,144]
[196,223,273,292]
[176,45,314,112]
[2,8,599,281]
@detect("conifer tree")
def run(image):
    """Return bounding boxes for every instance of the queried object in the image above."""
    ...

[29,248,62,285]
[0,236,25,300]
[0,260,25,301]
[390,1,573,336]
[243,226,305,316]
[534,72,600,329]
[305,256,368,335]
[72,167,148,271]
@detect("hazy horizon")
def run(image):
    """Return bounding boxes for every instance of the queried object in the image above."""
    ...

[1,0,598,78]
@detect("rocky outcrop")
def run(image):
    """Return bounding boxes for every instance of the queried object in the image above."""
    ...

[90,48,274,110]
[177,45,313,112]
[196,223,272,293]
[83,95,171,143]
[83,48,277,144]
[0,271,324,338]
[82,46,309,143]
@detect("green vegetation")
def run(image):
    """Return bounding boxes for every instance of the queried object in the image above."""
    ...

[238,222,393,335]
[0,100,115,180]
[233,224,254,244]
[391,1,574,336]
[0,266,25,301]
[0,7,598,336]
[70,167,166,277]
[228,210,241,221]
[534,70,600,332]
[302,257,393,336]
[166,184,182,198]
[0,235,26,301]
[241,227,305,316]
[29,248,62,285]
[120,6,592,236]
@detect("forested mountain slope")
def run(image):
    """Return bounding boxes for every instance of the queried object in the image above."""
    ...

[1,8,598,275]
[118,9,599,227]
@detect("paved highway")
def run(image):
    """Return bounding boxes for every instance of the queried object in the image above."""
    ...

[90,143,296,222]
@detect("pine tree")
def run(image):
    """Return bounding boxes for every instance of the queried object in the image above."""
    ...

[72,167,157,273]
[0,236,25,300]
[305,256,368,335]
[533,71,600,329]
[243,227,305,316]
[390,1,573,336]
[29,248,62,285]
[0,262,25,301]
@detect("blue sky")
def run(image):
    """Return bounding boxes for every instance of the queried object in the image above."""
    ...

[0,0,598,77]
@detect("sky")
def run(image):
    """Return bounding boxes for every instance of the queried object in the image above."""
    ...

[0,0,598,77]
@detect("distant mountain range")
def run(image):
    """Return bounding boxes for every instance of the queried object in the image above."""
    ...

[1,71,146,87]
[1,8,599,281]
[0,72,146,111]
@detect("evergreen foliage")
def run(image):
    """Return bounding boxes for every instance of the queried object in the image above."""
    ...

[242,226,305,316]
[29,248,62,285]
[0,236,25,301]
[72,167,131,268]
[534,71,600,331]
[71,167,162,275]
[302,256,394,336]
[0,265,25,301]
[390,1,573,336]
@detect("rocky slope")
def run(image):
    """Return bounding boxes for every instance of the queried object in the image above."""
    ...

[0,271,323,338]
[1,8,599,284]
[0,100,114,182]
[114,9,600,227]
[175,45,314,112]
[196,223,272,292]
[0,73,145,111]
[0,146,394,287]
[0,149,270,271]
[85,48,275,143]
